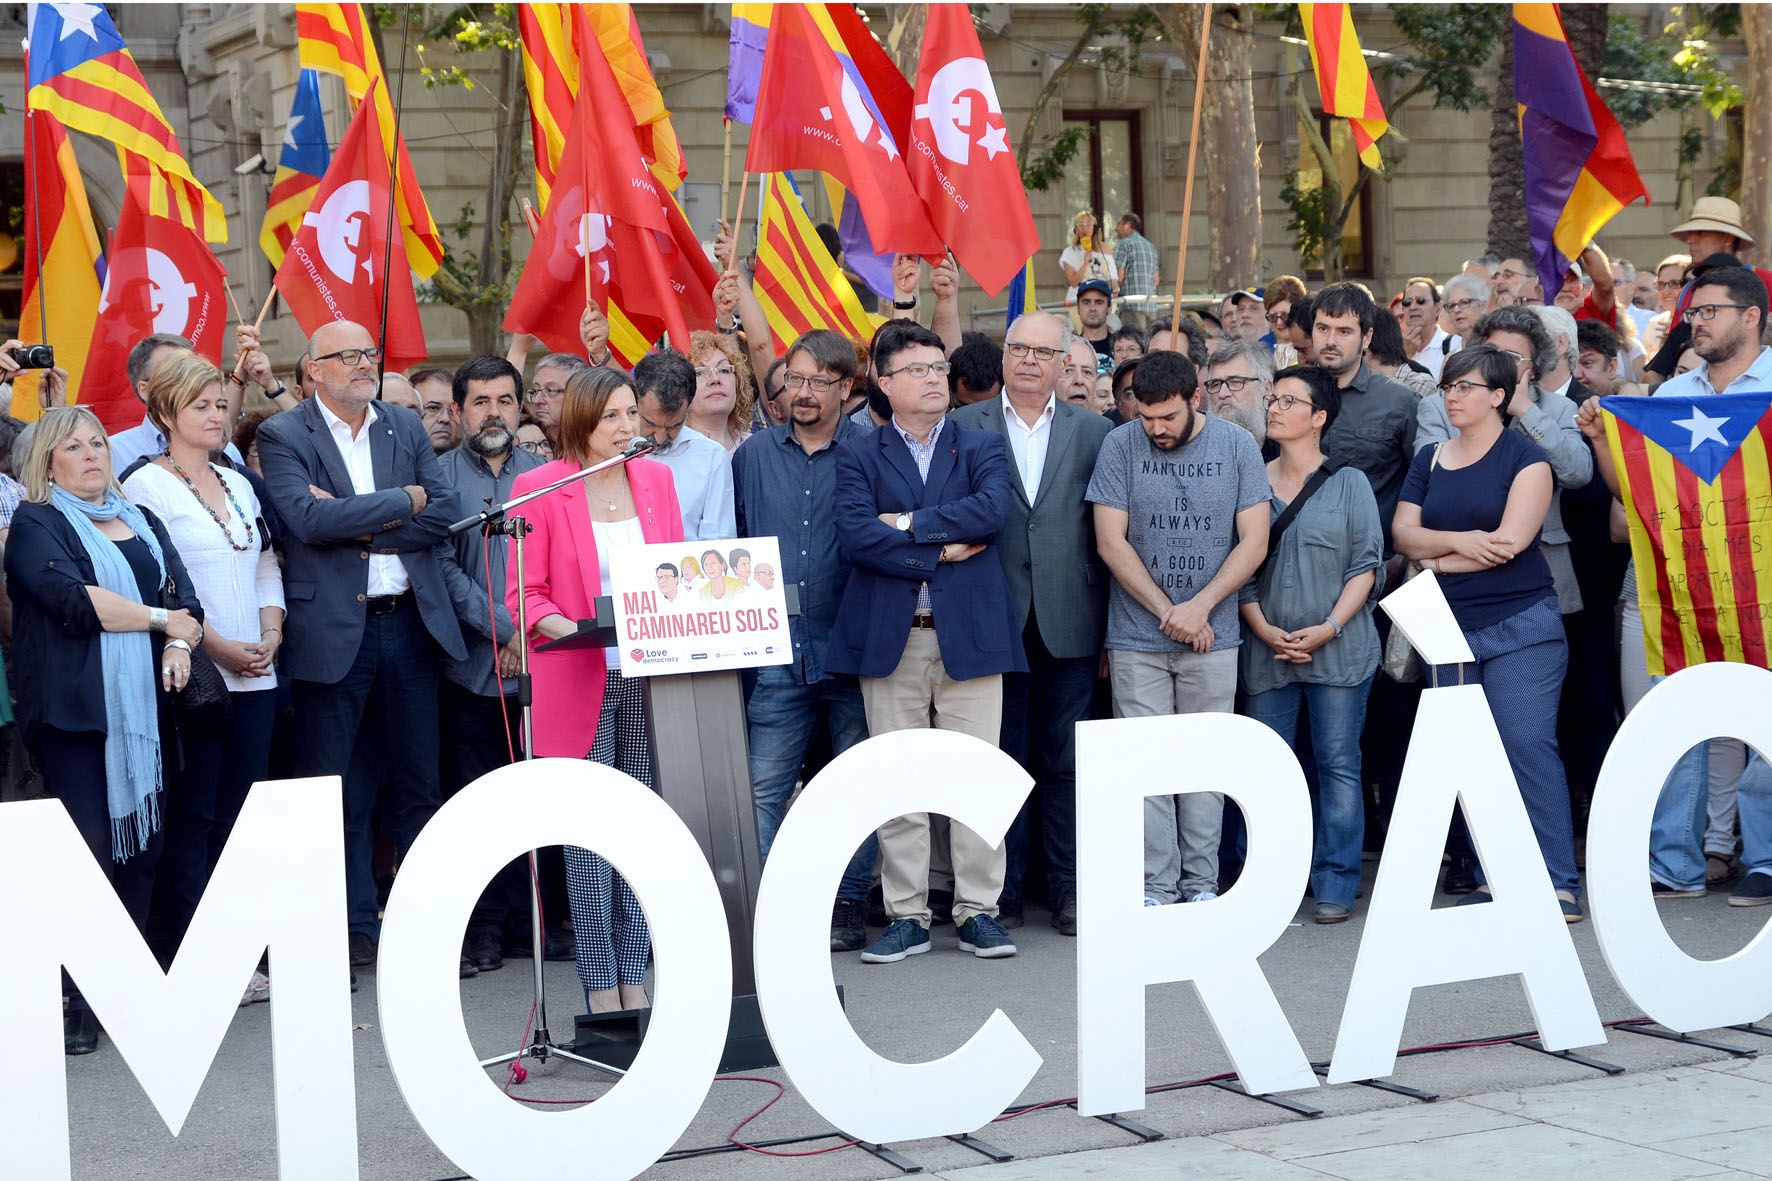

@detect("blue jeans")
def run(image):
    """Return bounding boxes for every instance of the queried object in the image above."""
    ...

[1650,744,1772,890]
[746,664,876,902]
[1244,676,1373,908]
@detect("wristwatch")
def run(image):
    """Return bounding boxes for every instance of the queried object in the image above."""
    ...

[894,512,913,532]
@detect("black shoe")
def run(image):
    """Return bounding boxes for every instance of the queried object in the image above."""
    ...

[544,929,576,961]
[1730,872,1772,907]
[348,931,375,968]
[64,1009,99,1056]
[1442,865,1478,896]
[929,888,955,927]
[1051,894,1078,937]
[465,931,504,973]
[830,898,867,952]
[996,903,1025,930]
[350,971,359,994]
[459,957,479,979]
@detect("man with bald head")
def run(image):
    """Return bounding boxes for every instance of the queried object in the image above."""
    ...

[379,372,421,413]
[256,319,466,969]
[949,310,1114,936]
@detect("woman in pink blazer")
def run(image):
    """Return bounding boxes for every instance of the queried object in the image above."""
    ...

[507,365,684,1014]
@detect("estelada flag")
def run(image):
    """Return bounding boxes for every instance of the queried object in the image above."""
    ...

[1603,392,1772,675]
[505,18,715,365]
[908,4,1038,296]
[82,178,228,432]
[745,3,941,256]
[272,82,427,369]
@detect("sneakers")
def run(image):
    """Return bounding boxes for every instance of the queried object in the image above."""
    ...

[830,898,867,952]
[1188,890,1218,903]
[1314,902,1351,925]
[1651,878,1706,900]
[1729,871,1772,907]
[957,914,1018,958]
[860,918,930,963]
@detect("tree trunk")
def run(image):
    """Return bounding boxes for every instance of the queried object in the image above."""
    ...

[884,6,927,81]
[1164,5,1262,292]
[1741,5,1772,250]
[467,47,525,356]
[1485,32,1531,267]
[1560,3,1608,82]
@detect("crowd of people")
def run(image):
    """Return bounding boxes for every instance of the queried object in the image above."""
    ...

[8,195,1771,1056]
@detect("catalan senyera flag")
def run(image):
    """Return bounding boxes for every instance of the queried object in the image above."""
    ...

[1603,393,1772,675]
[753,172,885,355]
[26,2,225,243]
[15,110,103,420]
[1299,3,1389,171]
[1514,3,1648,300]
[260,69,332,268]
[295,2,444,277]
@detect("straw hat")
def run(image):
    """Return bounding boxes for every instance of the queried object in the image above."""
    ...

[1669,196,1753,246]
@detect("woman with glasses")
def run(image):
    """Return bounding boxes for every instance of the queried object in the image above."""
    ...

[1393,345,1582,921]
[515,414,553,461]
[508,365,684,1014]
[1238,366,1382,924]
[1641,253,1692,358]
[685,331,756,454]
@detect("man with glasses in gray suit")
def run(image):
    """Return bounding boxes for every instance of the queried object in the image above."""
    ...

[949,311,1113,936]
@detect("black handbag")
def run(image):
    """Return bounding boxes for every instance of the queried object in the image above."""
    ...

[161,571,232,734]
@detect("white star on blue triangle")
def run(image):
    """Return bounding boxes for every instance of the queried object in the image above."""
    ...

[1604,392,1772,484]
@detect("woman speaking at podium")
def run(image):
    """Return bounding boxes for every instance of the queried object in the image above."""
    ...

[508,364,684,1013]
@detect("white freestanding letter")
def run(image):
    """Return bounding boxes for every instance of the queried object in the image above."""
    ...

[1075,713,1317,1115]
[0,777,357,1179]
[754,729,1040,1144]
[377,758,731,1181]
[1329,582,1602,1083]
[1588,663,1772,1030]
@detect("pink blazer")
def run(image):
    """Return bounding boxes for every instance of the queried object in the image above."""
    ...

[505,457,684,757]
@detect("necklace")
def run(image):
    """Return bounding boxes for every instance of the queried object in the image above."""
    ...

[167,455,256,552]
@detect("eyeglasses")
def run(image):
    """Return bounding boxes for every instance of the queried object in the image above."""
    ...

[517,439,552,456]
[525,384,566,404]
[1686,303,1751,321]
[313,347,384,367]
[1656,279,1685,291]
[1204,375,1259,394]
[694,365,737,380]
[1264,310,1290,326]
[1261,393,1315,412]
[782,372,843,392]
[1005,342,1062,361]
[880,360,951,380]
[1399,296,1436,308]
[1445,298,1480,314]
[1442,379,1500,400]
[1494,349,1529,368]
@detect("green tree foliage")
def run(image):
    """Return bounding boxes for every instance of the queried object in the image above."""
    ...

[1018,4,1162,191]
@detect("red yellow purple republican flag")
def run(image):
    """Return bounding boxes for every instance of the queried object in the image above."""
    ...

[1299,3,1389,171]
[1514,3,1648,300]
[1603,393,1772,675]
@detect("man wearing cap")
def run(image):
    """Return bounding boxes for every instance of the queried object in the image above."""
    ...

[1220,290,1266,343]
[1550,242,1621,330]
[1646,198,1772,380]
[1075,278,1116,363]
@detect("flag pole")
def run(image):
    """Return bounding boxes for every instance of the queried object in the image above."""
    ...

[1172,2,1213,337]
[24,110,49,345]
[729,169,752,272]
[377,7,413,381]
[719,120,734,227]
[252,287,277,332]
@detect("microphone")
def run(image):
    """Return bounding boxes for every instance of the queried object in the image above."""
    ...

[622,437,658,459]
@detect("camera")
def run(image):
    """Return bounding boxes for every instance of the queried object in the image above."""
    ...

[11,344,54,370]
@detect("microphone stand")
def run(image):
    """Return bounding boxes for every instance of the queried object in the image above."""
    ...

[451,438,658,1082]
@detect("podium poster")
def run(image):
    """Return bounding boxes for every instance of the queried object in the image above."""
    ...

[608,536,794,677]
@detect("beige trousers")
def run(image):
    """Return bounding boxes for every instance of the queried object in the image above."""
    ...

[859,627,1005,926]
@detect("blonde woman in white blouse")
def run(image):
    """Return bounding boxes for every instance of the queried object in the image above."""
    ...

[123,349,284,988]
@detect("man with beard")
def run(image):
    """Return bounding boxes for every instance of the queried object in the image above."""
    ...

[433,354,563,972]
[632,351,735,541]
[731,329,880,951]
[1201,338,1275,446]
[1088,350,1270,907]
[951,310,1114,936]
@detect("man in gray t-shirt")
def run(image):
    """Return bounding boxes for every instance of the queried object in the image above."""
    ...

[1087,350,1271,905]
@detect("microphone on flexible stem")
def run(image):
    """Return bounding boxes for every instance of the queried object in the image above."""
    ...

[621,437,658,459]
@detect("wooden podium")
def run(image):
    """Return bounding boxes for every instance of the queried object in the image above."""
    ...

[538,589,804,1070]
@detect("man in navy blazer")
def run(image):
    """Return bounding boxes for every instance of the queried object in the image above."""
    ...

[829,321,1026,964]
[257,320,465,966]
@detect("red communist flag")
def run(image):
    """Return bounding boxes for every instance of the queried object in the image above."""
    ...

[505,14,715,361]
[745,3,941,256]
[273,81,427,369]
[82,200,228,433]
[909,6,1038,297]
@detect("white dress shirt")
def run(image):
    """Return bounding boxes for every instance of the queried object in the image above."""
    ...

[1000,392,1056,501]
[317,397,410,596]
[1411,327,1450,383]
[651,425,736,541]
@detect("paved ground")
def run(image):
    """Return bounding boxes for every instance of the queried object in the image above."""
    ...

[60,873,1772,1179]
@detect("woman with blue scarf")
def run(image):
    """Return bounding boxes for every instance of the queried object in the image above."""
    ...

[5,407,205,1055]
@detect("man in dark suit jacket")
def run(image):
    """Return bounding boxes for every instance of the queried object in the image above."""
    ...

[257,320,465,965]
[829,322,1026,964]
[949,310,1113,937]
